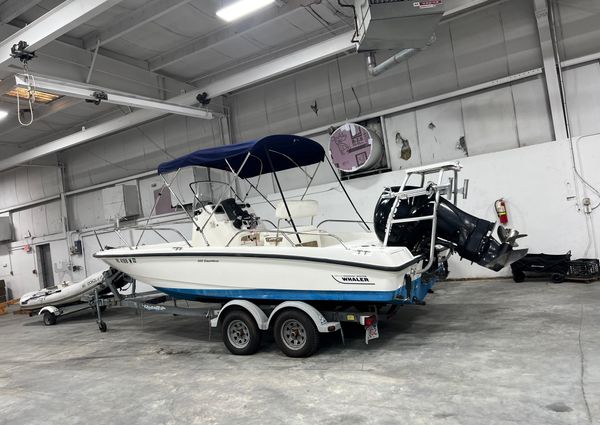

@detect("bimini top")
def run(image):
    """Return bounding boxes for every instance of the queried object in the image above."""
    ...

[157,134,325,178]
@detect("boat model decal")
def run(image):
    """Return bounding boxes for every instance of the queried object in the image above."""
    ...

[96,252,424,273]
[332,275,374,285]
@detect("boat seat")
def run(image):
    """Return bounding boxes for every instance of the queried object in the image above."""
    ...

[275,200,319,220]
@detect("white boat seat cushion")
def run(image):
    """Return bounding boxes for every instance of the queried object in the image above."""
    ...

[275,200,319,220]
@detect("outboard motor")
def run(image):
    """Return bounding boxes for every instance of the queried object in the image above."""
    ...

[374,186,527,271]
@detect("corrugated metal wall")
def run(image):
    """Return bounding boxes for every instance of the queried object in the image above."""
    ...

[61,114,226,191]
[0,164,61,210]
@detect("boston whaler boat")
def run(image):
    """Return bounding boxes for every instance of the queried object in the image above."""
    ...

[94,135,527,357]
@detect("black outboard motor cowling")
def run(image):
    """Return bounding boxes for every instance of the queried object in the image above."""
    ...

[374,186,527,271]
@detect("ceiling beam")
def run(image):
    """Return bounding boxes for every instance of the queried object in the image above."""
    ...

[0,31,355,172]
[0,0,44,24]
[14,73,214,119]
[82,0,193,50]
[147,0,504,73]
[198,31,354,97]
[148,0,310,72]
[533,0,568,140]
[0,21,195,99]
[0,0,123,68]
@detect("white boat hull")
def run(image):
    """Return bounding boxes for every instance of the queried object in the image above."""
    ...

[95,245,422,304]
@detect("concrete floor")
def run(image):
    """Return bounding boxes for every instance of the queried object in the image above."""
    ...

[0,279,598,425]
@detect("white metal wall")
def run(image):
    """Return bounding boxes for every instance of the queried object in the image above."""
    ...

[0,163,61,210]
[61,114,226,191]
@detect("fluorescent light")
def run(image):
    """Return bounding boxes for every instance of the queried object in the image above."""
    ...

[216,0,275,22]
[5,87,61,104]
[0,111,8,120]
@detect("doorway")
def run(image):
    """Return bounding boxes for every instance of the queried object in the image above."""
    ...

[37,244,54,288]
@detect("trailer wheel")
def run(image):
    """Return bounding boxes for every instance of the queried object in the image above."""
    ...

[98,321,107,332]
[512,271,525,283]
[273,310,320,358]
[551,273,565,284]
[43,312,57,326]
[222,310,261,355]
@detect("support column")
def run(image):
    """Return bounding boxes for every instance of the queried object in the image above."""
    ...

[533,0,568,141]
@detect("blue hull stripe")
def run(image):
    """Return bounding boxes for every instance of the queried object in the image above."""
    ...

[154,287,399,302]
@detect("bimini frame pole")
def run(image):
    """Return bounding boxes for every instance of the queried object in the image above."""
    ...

[264,147,302,244]
[160,171,209,245]
[136,179,167,248]
[325,156,371,231]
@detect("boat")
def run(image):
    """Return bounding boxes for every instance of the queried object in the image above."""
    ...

[19,268,129,310]
[94,134,528,306]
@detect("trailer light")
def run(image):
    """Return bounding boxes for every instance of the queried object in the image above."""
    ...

[364,315,377,328]
[327,325,336,332]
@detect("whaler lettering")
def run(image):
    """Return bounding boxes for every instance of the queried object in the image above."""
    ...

[332,275,374,285]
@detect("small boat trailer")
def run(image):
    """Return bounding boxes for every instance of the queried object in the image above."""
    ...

[27,271,132,328]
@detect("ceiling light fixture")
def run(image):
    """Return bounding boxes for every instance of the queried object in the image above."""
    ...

[216,0,276,22]
[5,87,61,104]
[0,110,8,120]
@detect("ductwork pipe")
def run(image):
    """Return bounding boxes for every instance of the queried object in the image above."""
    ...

[366,34,437,77]
[367,48,419,77]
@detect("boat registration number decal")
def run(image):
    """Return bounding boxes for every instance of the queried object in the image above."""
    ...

[332,275,374,285]
[115,258,136,264]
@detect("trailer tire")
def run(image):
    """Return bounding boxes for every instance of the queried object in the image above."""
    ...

[551,273,565,284]
[43,312,57,326]
[98,321,107,332]
[273,310,320,358]
[222,310,261,355]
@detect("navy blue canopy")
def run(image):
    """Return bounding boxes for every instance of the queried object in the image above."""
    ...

[157,135,325,178]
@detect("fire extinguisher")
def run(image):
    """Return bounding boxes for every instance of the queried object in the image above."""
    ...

[495,198,508,224]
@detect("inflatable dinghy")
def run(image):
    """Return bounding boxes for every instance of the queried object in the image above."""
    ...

[19,268,129,310]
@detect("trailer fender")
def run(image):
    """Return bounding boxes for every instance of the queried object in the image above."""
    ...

[38,306,61,316]
[211,300,269,330]
[268,301,341,333]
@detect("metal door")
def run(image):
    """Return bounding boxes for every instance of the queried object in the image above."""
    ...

[38,244,54,288]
